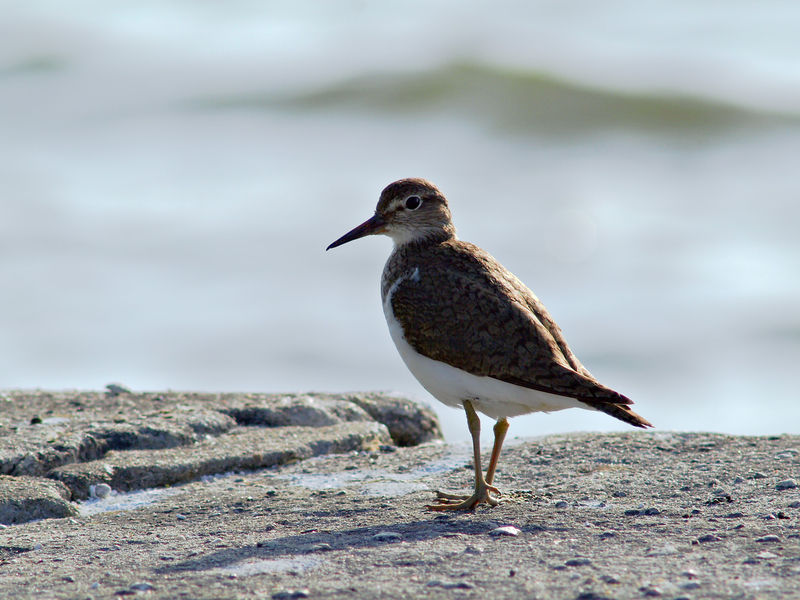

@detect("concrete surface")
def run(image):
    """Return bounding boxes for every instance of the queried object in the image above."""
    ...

[0,390,799,599]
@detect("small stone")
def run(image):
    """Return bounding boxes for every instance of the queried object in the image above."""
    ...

[756,551,778,559]
[789,501,800,509]
[598,531,616,539]
[682,569,698,579]
[733,477,744,484]
[310,543,333,552]
[426,580,475,590]
[680,581,701,590]
[105,383,132,396]
[697,534,722,543]
[612,490,627,498]
[555,501,568,508]
[175,514,187,521]
[464,545,483,554]
[272,590,310,600]
[640,585,663,597]
[489,526,521,537]
[372,531,402,542]
[624,509,641,516]
[565,557,591,566]
[756,535,781,543]
[89,483,112,499]
[600,575,620,584]
[129,583,154,591]
[62,576,75,582]
[646,544,678,556]
[379,444,396,453]
[642,507,661,516]
[776,479,798,490]
[751,472,766,479]
[576,593,614,600]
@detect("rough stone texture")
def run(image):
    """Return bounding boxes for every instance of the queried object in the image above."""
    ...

[218,394,373,428]
[50,422,391,499]
[0,390,440,519]
[1,391,799,599]
[0,391,441,477]
[0,430,798,599]
[343,392,442,446]
[0,475,77,524]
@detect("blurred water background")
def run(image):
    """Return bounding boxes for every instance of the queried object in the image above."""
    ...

[2,1,799,443]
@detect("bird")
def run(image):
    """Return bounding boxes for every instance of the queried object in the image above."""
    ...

[327,178,652,510]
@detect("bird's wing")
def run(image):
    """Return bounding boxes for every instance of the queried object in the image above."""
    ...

[388,242,632,407]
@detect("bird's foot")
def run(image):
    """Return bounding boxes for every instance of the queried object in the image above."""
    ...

[426,483,501,511]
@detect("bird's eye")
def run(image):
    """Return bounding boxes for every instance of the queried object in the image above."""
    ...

[405,195,422,210]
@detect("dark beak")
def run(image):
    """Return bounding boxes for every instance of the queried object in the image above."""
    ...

[326,214,387,250]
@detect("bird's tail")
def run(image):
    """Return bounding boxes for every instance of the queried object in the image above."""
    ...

[591,401,653,429]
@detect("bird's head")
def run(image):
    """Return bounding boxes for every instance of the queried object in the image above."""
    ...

[326,178,455,250]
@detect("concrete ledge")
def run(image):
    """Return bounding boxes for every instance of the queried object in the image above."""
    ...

[0,475,78,524]
[50,422,391,499]
[1,391,799,599]
[0,390,441,519]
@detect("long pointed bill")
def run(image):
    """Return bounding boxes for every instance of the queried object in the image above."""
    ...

[326,214,387,250]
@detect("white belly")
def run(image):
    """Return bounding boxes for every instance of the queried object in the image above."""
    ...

[382,276,589,421]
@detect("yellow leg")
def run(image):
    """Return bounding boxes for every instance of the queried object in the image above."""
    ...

[427,400,501,511]
[485,417,509,486]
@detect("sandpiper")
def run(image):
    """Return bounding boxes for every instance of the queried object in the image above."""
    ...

[327,178,652,511]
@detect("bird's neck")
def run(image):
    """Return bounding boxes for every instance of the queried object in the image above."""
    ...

[389,224,456,249]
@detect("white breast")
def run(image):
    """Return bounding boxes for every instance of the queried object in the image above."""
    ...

[381,268,590,420]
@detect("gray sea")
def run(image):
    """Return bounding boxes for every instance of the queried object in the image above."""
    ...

[2,1,799,442]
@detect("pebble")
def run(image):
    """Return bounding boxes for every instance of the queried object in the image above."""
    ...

[600,575,620,584]
[426,580,475,590]
[775,479,798,490]
[565,557,591,567]
[756,551,778,559]
[756,535,781,543]
[576,593,614,600]
[598,531,616,539]
[464,545,483,555]
[680,581,701,590]
[129,583,154,591]
[789,501,800,509]
[640,585,663,597]
[646,544,678,556]
[682,569,698,579]
[555,501,568,508]
[697,534,722,543]
[89,483,112,499]
[310,543,333,552]
[489,526,521,537]
[272,589,310,599]
[372,531,402,542]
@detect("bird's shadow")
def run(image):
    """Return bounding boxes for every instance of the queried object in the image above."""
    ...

[155,514,547,574]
